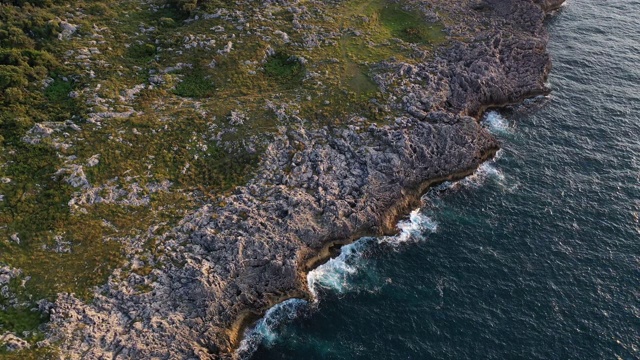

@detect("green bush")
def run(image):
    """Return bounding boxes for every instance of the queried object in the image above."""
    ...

[158,17,177,28]
[0,66,29,90]
[44,78,72,102]
[173,70,215,98]
[0,26,35,48]
[126,43,157,61]
[378,4,445,44]
[169,0,198,13]
[86,3,113,16]
[264,52,305,84]
[4,87,24,103]
[0,307,47,335]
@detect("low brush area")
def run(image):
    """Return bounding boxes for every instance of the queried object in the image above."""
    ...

[0,0,448,356]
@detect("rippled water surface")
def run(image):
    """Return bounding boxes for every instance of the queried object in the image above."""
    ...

[248,1,640,358]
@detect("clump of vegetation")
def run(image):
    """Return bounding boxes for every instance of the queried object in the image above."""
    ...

[264,52,305,85]
[0,49,57,92]
[158,17,177,28]
[43,78,72,102]
[168,0,198,14]
[0,348,58,359]
[126,43,157,62]
[186,144,259,192]
[378,3,445,44]
[0,307,47,336]
[0,276,49,356]
[174,70,216,98]
[86,2,114,17]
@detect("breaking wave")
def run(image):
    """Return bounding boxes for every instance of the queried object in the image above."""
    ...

[307,209,438,298]
[482,111,512,134]
[236,298,309,359]
[458,160,506,188]
[306,239,372,298]
[238,155,507,359]
[382,209,439,245]
[428,152,509,195]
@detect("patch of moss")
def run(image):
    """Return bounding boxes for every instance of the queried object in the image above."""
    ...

[345,62,378,95]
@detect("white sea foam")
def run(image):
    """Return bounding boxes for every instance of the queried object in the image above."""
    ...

[482,111,512,134]
[234,210,440,358]
[428,152,507,194]
[306,240,370,298]
[237,159,504,357]
[459,161,506,188]
[307,210,438,298]
[382,209,438,245]
[235,298,309,359]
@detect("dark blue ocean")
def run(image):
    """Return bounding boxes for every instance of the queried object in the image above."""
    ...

[243,1,640,358]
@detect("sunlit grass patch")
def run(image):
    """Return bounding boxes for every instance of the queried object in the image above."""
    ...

[0,347,58,359]
[344,62,378,95]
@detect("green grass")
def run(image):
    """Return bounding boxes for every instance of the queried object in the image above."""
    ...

[86,2,114,17]
[0,347,58,359]
[345,62,378,95]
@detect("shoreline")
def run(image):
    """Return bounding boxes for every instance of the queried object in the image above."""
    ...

[228,87,555,352]
[228,143,499,352]
[45,1,567,358]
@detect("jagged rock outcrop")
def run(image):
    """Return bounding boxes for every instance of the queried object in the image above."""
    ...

[47,0,564,358]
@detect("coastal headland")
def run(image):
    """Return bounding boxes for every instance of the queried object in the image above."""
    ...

[0,0,563,358]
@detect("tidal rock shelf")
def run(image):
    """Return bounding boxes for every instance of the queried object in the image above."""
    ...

[47,0,565,358]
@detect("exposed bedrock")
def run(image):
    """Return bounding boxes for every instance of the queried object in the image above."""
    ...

[48,0,564,358]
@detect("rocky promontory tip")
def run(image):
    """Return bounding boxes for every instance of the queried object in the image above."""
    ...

[0,0,563,358]
[534,0,566,13]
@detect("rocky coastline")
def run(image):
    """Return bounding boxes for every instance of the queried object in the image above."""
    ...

[43,0,565,358]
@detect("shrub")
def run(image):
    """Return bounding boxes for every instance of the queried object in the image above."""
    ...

[169,0,198,13]
[44,78,72,102]
[174,70,215,98]
[158,17,177,28]
[126,43,157,62]
[0,66,28,90]
[86,3,113,17]
[378,4,445,44]
[264,52,305,84]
